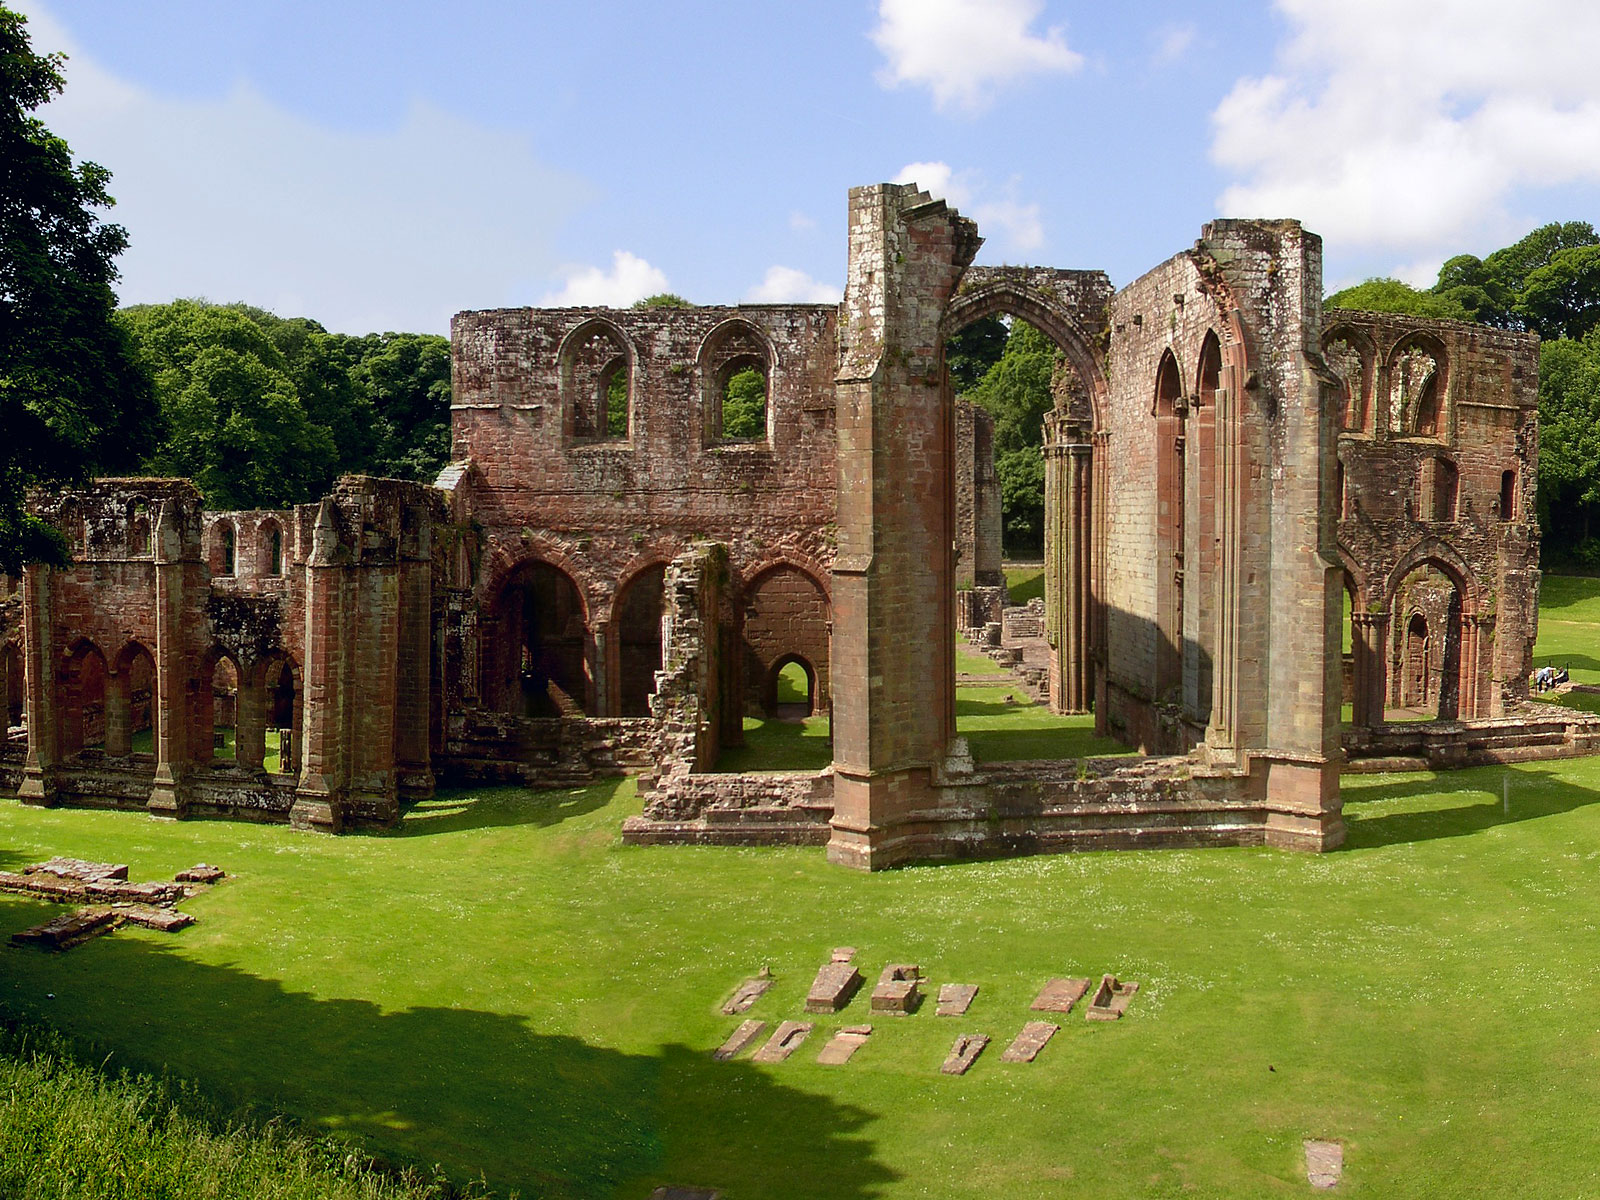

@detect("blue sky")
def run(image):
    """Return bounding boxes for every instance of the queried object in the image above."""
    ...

[17,1,1600,334]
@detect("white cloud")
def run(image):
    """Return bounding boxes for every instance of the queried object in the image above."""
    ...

[743,266,842,304]
[1152,24,1196,66]
[1211,0,1600,266]
[893,161,1045,253]
[871,0,1082,113]
[16,0,589,334]
[540,251,670,307]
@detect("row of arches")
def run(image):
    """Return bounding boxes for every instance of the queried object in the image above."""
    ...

[1325,327,1450,439]
[560,317,774,445]
[479,555,829,721]
[1339,455,1518,524]
[207,518,286,578]
[50,638,303,773]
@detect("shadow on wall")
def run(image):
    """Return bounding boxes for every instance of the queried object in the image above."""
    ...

[1339,764,1600,850]
[0,927,897,1200]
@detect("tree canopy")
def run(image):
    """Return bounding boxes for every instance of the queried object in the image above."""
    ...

[118,301,453,510]
[0,5,157,572]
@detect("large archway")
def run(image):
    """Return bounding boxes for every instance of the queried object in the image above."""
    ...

[485,560,591,716]
[60,639,106,756]
[742,564,831,718]
[614,563,666,717]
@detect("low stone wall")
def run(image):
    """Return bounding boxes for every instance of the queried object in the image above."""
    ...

[623,769,834,845]
[437,710,657,788]
[1342,705,1600,772]
[623,750,1292,857]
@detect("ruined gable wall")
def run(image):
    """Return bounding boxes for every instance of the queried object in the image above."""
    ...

[451,304,839,634]
[1330,310,1540,714]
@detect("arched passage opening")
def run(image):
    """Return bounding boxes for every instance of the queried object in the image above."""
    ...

[193,652,242,764]
[60,640,107,756]
[485,560,591,716]
[1,640,21,733]
[741,564,831,719]
[107,641,156,759]
[769,655,816,718]
[940,281,1106,726]
[255,654,302,775]
[1389,563,1465,720]
[614,563,666,717]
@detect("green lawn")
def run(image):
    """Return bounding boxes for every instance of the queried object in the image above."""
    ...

[720,645,1126,772]
[6,582,1600,1196]
[4,764,1600,1197]
[1004,564,1043,605]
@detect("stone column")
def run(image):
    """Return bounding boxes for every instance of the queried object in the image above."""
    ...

[292,498,348,832]
[148,500,192,818]
[395,507,436,801]
[104,666,132,757]
[1349,612,1388,728]
[1044,412,1093,714]
[17,564,57,805]
[234,675,266,770]
[827,182,981,871]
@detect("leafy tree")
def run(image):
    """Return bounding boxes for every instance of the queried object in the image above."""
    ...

[945,315,1008,394]
[1432,222,1600,331]
[1537,331,1600,548]
[1327,278,1470,320]
[606,368,627,438]
[631,293,693,309]
[968,319,1060,555]
[0,5,157,572]
[119,301,335,508]
[349,332,452,479]
[722,367,766,438]
[1514,245,1600,342]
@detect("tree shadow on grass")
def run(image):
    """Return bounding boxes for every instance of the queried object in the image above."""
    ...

[0,924,897,1200]
[1340,765,1600,850]
[393,780,625,837]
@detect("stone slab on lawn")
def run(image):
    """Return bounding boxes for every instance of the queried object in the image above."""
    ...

[941,1033,989,1075]
[1031,977,1091,1014]
[752,1020,813,1063]
[817,1024,873,1065]
[937,983,978,1016]
[805,961,863,1013]
[713,1020,768,1062]
[1000,1021,1059,1063]
[10,907,121,950]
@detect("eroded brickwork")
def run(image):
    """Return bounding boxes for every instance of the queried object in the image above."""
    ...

[1323,311,1540,728]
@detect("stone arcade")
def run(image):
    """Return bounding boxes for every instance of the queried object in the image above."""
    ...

[0,181,1553,867]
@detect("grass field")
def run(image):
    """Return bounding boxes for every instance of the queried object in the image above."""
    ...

[3,581,1600,1197]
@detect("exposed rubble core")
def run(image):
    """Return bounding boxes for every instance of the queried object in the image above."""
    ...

[0,181,1557,870]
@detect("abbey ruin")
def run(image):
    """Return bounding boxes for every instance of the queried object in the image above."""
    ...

[0,182,1566,868]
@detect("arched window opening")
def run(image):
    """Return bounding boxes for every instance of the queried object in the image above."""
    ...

[259,521,284,576]
[1390,342,1443,437]
[1337,460,1348,519]
[487,561,590,716]
[1418,457,1459,522]
[615,564,666,717]
[1186,333,1221,728]
[600,357,629,439]
[562,323,631,441]
[129,500,151,557]
[1500,469,1516,521]
[701,322,772,444]
[1324,336,1366,432]
[1153,350,1185,702]
[210,522,237,577]
[1403,612,1431,710]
